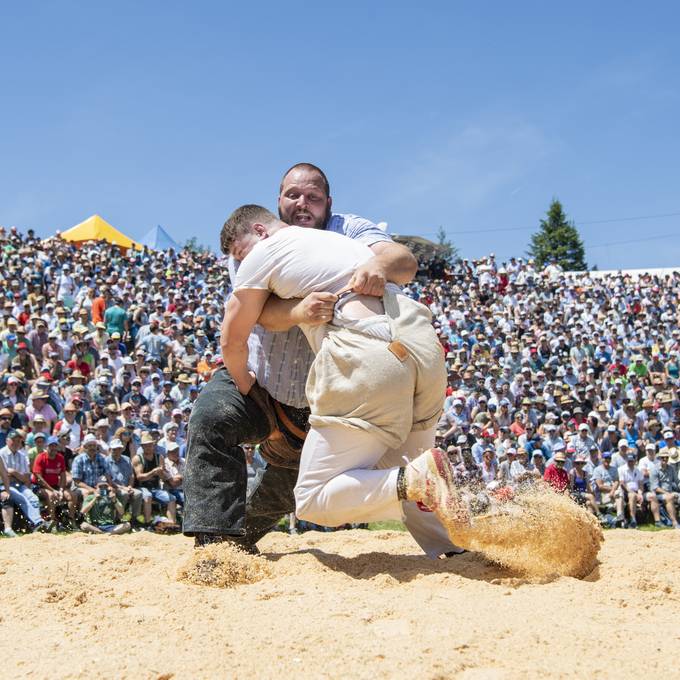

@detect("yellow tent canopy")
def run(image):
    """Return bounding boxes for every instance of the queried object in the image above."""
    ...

[60,214,141,251]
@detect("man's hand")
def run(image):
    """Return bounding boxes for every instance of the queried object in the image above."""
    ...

[292,292,338,326]
[347,259,388,297]
[0,490,9,502]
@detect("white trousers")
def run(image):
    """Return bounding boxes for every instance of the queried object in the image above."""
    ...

[294,424,459,558]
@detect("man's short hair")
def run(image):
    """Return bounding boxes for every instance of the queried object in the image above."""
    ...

[279,162,330,196]
[220,204,277,255]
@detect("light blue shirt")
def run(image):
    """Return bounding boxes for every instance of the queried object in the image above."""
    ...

[228,214,391,407]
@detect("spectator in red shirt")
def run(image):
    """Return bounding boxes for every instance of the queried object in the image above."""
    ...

[66,346,92,378]
[32,436,76,529]
[544,451,569,493]
[91,287,109,325]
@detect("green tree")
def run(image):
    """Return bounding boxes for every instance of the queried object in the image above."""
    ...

[528,199,587,271]
[435,225,459,264]
[184,236,210,254]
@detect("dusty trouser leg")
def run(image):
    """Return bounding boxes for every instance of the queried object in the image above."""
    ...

[183,369,272,537]
[241,465,299,546]
[295,425,397,527]
[377,426,462,558]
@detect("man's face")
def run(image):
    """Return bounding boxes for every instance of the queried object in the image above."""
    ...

[230,229,264,261]
[278,168,331,228]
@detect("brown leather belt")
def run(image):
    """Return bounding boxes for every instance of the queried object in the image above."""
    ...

[273,400,308,441]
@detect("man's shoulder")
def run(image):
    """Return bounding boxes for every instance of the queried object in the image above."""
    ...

[326,213,391,244]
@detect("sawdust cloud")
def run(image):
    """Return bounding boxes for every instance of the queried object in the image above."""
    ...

[446,484,603,578]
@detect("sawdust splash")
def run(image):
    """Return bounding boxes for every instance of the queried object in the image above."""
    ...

[446,484,603,579]
[177,543,271,588]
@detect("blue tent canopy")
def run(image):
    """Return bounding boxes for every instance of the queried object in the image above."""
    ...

[139,224,181,251]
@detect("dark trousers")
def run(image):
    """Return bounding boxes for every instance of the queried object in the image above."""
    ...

[183,368,299,546]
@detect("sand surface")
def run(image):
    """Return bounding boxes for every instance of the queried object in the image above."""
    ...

[2,529,679,679]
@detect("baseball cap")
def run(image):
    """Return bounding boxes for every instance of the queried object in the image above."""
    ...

[46,436,59,446]
[109,438,124,449]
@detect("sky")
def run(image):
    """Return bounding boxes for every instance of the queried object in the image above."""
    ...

[1,1,679,269]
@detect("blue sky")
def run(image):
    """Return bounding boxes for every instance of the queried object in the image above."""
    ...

[1,1,679,269]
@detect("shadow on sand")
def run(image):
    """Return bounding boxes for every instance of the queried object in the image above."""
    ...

[262,548,600,587]
[262,547,600,585]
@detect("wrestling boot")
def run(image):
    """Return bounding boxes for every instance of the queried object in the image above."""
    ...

[193,532,260,555]
[397,448,469,526]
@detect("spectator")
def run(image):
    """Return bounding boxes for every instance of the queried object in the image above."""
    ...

[132,432,178,527]
[649,450,680,528]
[617,452,647,529]
[544,451,569,493]
[32,435,76,530]
[0,454,17,537]
[569,454,599,517]
[0,429,45,531]
[71,433,115,502]
[80,477,131,535]
[106,438,143,525]
[161,441,185,505]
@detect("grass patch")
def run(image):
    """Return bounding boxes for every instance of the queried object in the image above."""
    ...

[637,524,670,532]
[366,520,407,532]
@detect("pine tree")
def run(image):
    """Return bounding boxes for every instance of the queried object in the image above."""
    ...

[528,199,587,270]
[435,226,459,264]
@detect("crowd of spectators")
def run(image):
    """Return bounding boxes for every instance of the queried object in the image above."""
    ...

[1,223,679,538]
[0,225,227,536]
[411,254,680,529]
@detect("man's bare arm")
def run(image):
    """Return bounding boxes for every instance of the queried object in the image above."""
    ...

[256,292,338,333]
[257,241,417,332]
[221,288,271,394]
[348,241,417,296]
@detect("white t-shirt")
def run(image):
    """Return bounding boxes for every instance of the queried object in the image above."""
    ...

[234,226,375,350]
[618,464,643,492]
[235,226,373,298]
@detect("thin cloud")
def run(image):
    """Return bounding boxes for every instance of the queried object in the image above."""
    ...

[386,120,556,211]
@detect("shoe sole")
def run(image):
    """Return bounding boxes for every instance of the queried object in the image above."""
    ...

[422,449,469,525]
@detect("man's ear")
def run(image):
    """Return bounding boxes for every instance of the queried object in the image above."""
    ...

[327,196,332,213]
[253,223,268,238]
